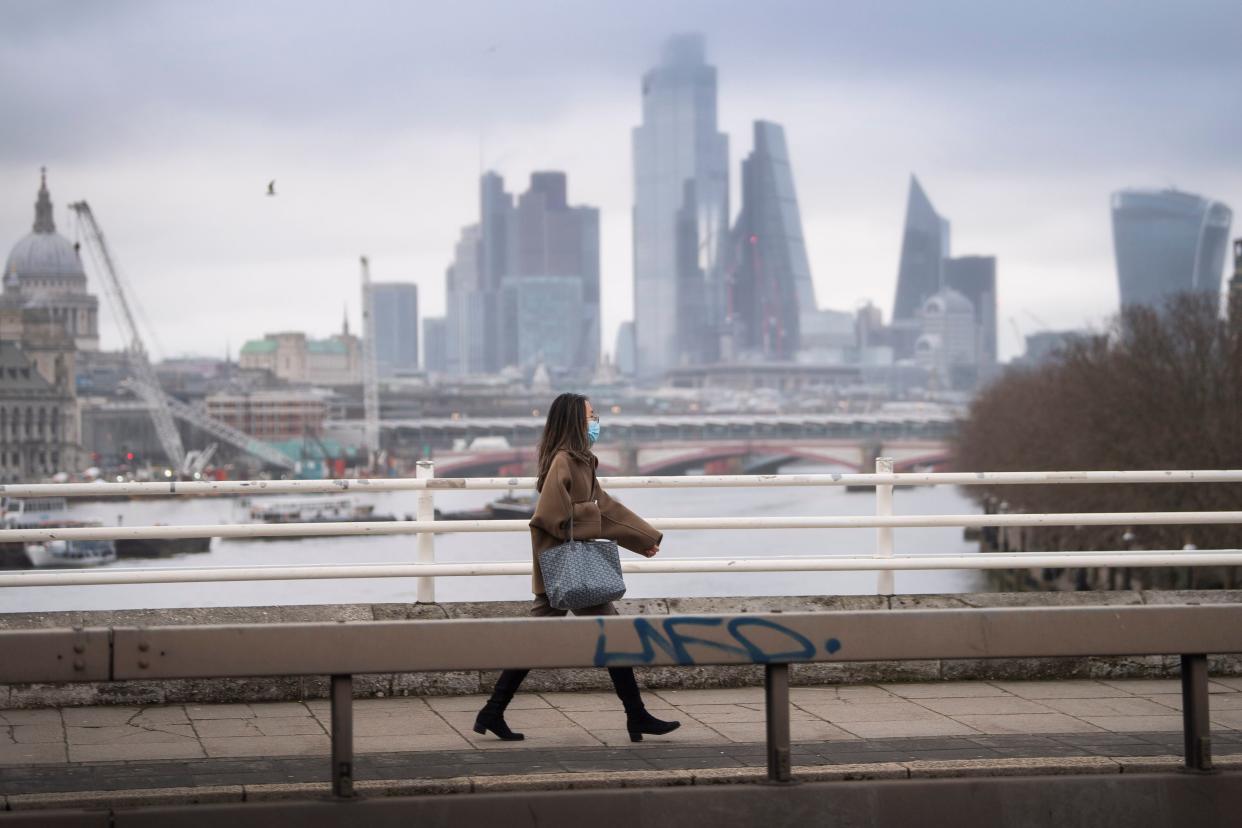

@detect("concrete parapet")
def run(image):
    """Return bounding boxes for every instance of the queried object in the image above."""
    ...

[2,590,1241,709]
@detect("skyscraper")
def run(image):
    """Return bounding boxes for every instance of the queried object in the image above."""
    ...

[892,175,950,322]
[370,282,418,377]
[727,121,818,360]
[444,171,600,376]
[1111,189,1233,309]
[422,316,447,374]
[500,172,600,372]
[444,224,485,375]
[944,255,997,367]
[632,33,729,379]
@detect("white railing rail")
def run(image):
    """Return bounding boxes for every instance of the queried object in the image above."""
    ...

[3,462,1242,594]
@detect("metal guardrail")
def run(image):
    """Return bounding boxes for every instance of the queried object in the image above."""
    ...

[2,465,1242,595]
[1,604,1238,792]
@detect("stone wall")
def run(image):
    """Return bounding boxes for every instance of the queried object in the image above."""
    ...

[2,590,1239,709]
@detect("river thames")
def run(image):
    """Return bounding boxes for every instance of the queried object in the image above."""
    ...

[2,466,985,612]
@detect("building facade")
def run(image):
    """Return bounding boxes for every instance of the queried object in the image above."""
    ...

[0,314,80,480]
[422,316,447,374]
[371,282,419,377]
[2,170,100,352]
[914,288,978,390]
[239,328,361,386]
[1111,189,1233,310]
[944,255,997,368]
[205,390,328,442]
[727,121,818,361]
[632,34,730,379]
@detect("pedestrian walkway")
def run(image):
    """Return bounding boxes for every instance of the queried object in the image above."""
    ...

[3,677,1242,806]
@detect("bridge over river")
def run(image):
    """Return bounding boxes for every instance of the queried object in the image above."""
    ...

[378,411,957,476]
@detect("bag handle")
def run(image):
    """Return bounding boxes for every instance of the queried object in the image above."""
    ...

[564,458,600,543]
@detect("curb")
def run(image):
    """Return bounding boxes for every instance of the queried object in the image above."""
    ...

[5,755,1242,811]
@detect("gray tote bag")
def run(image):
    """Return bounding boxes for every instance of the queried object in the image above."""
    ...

[538,507,626,611]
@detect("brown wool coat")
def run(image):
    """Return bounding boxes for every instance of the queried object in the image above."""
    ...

[528,450,663,595]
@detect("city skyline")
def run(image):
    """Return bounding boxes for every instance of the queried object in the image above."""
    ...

[2,2,1240,364]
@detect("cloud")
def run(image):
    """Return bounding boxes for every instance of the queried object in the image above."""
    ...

[1,0,1239,362]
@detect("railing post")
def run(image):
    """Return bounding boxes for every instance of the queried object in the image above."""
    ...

[416,460,436,604]
[330,673,355,798]
[875,456,894,595]
[1180,653,1214,773]
[764,663,793,783]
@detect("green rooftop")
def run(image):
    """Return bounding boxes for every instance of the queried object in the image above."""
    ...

[240,339,277,355]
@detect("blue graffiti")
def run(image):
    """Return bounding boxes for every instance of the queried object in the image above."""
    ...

[594,616,842,667]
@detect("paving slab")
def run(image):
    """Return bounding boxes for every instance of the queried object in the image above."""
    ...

[952,713,1105,735]
[1078,715,1188,733]
[1038,697,1179,717]
[835,718,980,739]
[10,724,63,744]
[880,682,1009,699]
[991,681,1127,699]
[247,702,314,718]
[914,697,1055,716]
[199,734,329,758]
[0,743,65,764]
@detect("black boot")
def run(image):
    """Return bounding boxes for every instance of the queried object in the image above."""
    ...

[609,667,680,742]
[474,669,529,741]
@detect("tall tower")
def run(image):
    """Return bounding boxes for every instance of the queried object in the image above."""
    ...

[891,175,950,323]
[1110,189,1233,310]
[728,121,817,360]
[632,34,729,380]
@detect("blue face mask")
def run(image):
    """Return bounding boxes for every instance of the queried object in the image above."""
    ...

[587,419,600,446]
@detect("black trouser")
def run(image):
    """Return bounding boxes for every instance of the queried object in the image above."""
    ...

[489,594,643,710]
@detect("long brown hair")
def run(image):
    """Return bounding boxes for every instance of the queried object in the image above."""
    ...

[535,392,593,490]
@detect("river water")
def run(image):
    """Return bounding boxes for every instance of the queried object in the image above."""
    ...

[1,466,985,612]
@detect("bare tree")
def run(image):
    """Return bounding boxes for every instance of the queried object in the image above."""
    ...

[954,292,1242,589]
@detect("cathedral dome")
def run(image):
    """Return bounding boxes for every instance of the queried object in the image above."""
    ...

[4,170,86,285]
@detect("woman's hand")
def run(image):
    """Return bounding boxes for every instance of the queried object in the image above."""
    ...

[639,545,660,558]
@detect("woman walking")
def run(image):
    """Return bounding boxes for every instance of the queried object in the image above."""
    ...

[474,392,681,743]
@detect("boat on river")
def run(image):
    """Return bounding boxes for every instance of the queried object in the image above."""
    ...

[0,497,117,568]
[436,492,537,521]
[243,496,396,525]
[22,538,117,568]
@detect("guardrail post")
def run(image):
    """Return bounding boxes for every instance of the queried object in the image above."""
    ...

[765,663,793,783]
[875,456,895,595]
[330,673,355,798]
[1180,654,1214,772]
[416,460,436,604]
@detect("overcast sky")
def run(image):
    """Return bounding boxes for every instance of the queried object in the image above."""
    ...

[2,0,1239,363]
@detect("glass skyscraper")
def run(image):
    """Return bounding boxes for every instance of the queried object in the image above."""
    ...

[370,282,419,377]
[632,33,729,379]
[892,175,950,322]
[727,121,817,359]
[1111,189,1233,310]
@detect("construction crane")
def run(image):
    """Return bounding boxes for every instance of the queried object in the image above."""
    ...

[73,201,298,473]
[359,255,380,461]
[69,201,186,471]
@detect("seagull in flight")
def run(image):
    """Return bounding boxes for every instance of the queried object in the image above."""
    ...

[266,180,276,196]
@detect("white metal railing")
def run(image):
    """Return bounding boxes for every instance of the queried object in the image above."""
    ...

[2,462,1242,596]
